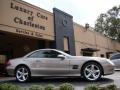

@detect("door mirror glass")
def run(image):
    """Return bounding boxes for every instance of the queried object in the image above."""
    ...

[57,54,65,60]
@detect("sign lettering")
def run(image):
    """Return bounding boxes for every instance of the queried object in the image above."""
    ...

[11,1,48,30]
[16,28,43,37]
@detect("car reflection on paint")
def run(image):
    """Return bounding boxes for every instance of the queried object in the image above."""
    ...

[6,49,115,82]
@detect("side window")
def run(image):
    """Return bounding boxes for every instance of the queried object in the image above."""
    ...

[110,54,120,60]
[28,51,45,58]
[42,50,60,58]
[28,50,61,58]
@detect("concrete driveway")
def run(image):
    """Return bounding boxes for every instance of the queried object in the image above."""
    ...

[0,71,120,90]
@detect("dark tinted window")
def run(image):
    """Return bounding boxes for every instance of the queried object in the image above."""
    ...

[42,50,60,58]
[110,54,120,60]
[28,50,60,58]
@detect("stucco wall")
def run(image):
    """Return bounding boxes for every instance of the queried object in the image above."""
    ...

[74,23,120,57]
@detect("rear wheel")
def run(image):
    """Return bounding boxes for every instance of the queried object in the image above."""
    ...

[15,66,31,82]
[82,62,102,81]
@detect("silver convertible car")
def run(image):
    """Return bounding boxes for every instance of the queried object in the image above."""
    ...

[6,49,115,82]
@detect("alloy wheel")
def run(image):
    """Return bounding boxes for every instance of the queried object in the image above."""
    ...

[83,63,101,81]
[16,66,29,82]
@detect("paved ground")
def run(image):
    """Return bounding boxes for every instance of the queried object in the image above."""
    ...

[0,71,120,90]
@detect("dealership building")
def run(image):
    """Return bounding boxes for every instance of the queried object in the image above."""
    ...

[0,0,120,64]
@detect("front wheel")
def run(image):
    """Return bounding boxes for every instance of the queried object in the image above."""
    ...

[15,66,31,82]
[82,62,102,81]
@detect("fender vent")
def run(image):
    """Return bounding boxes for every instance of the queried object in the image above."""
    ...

[72,65,78,69]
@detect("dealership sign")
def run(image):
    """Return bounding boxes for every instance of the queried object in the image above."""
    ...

[0,0,54,40]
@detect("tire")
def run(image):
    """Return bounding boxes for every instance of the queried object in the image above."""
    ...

[82,62,102,81]
[15,66,31,82]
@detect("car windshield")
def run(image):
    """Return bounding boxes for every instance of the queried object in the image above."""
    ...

[56,50,71,57]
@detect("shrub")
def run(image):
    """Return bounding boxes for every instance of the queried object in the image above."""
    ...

[29,85,44,90]
[99,87,108,90]
[84,85,99,90]
[0,83,21,90]
[59,83,74,90]
[106,84,117,90]
[45,84,56,90]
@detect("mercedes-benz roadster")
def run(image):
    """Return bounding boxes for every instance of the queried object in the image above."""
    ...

[6,49,115,82]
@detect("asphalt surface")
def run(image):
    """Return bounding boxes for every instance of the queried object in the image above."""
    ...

[0,71,120,90]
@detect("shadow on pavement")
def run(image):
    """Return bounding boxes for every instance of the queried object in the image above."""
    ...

[0,76,114,87]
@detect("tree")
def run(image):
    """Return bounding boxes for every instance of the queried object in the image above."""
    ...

[95,5,120,42]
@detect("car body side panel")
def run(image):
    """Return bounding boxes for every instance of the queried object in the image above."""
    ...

[94,59,115,75]
[29,58,70,76]
[6,49,115,77]
[69,59,85,75]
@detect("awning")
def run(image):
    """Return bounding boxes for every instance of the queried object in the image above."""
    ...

[106,52,115,54]
[81,48,100,52]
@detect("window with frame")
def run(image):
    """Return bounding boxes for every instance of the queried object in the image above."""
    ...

[43,50,61,58]
[28,50,45,58]
[28,50,61,58]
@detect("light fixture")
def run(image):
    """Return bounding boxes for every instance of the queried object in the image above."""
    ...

[84,23,89,32]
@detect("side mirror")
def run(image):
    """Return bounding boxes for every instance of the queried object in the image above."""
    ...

[57,54,65,60]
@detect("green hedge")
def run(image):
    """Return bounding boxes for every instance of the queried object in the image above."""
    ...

[85,85,99,90]
[0,83,74,90]
[0,83,21,90]
[45,84,56,90]
[84,84,117,90]
[0,83,118,90]
[59,83,74,90]
[29,85,44,90]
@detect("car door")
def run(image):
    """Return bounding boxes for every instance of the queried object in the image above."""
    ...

[27,50,70,76]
